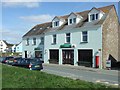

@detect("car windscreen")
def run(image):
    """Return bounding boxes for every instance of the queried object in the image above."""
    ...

[14,58,22,60]
[31,59,42,64]
[6,57,14,60]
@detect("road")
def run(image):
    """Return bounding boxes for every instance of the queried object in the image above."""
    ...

[42,64,119,86]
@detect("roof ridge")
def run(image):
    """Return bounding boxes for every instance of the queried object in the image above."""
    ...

[23,4,114,37]
[55,4,114,18]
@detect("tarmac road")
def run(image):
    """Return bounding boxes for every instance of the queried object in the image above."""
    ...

[42,64,119,87]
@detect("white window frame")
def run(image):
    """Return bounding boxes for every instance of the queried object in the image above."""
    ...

[69,18,76,25]
[40,37,44,44]
[73,18,76,23]
[54,21,59,27]
[26,38,29,46]
[81,31,88,42]
[52,34,57,44]
[32,37,36,45]
[90,13,99,21]
[65,33,71,43]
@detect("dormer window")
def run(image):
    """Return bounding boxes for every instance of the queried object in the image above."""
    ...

[52,16,65,28]
[73,18,76,23]
[88,7,105,22]
[90,14,95,20]
[54,21,59,27]
[68,12,82,25]
[96,13,98,19]
[69,18,76,25]
[90,13,99,21]
[70,19,72,24]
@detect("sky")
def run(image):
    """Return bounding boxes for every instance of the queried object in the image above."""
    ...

[1,1,119,44]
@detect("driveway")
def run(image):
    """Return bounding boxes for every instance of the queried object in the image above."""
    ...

[42,64,119,87]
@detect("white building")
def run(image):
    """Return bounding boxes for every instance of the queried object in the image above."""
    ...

[0,40,8,52]
[22,5,119,69]
[0,40,13,53]
[16,42,22,53]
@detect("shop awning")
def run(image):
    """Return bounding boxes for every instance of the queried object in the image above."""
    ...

[34,48,41,51]
[60,43,71,48]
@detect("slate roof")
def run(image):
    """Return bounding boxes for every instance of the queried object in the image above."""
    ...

[23,5,114,37]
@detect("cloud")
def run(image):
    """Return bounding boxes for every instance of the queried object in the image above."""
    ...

[20,14,54,23]
[0,29,22,44]
[2,0,40,8]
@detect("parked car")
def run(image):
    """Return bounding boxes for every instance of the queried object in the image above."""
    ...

[0,56,14,64]
[12,57,23,66]
[13,58,43,70]
[0,57,4,63]
[32,58,44,63]
[29,58,43,70]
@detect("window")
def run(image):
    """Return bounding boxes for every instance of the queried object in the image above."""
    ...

[90,13,99,21]
[33,38,36,45]
[69,19,72,24]
[40,37,44,44]
[52,34,56,44]
[26,38,29,45]
[66,33,70,43]
[96,13,98,19]
[82,31,88,42]
[73,18,76,23]
[69,18,76,24]
[90,14,95,21]
[54,21,59,27]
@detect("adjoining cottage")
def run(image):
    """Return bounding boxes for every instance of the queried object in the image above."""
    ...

[0,40,13,52]
[22,5,120,69]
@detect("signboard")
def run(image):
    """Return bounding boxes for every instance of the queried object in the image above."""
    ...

[106,59,111,68]
[34,48,42,51]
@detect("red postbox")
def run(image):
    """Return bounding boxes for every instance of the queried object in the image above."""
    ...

[96,56,99,68]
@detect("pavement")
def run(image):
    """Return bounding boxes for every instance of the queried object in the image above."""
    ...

[42,63,120,87]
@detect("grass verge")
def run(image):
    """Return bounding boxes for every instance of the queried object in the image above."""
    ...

[2,64,112,88]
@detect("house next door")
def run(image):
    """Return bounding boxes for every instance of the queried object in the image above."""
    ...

[62,50,74,65]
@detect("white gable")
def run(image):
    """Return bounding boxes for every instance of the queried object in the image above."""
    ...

[88,8,100,15]
[52,17,64,28]
[88,8,105,22]
[68,13,83,25]
[52,17,59,21]
[68,13,77,19]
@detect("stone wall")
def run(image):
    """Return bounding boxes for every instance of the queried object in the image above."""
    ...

[102,6,119,68]
[118,23,120,61]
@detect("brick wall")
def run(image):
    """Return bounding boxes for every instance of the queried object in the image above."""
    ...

[102,6,119,68]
